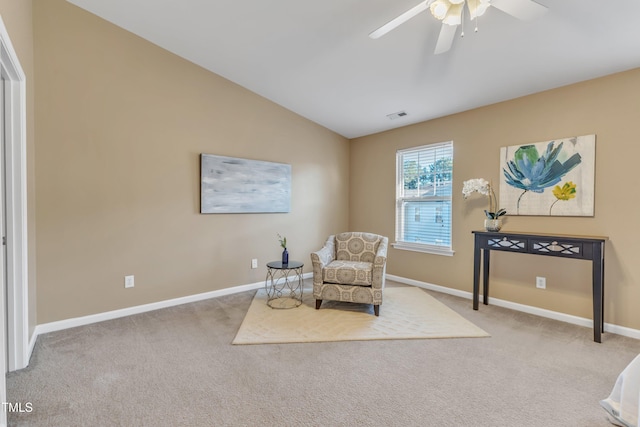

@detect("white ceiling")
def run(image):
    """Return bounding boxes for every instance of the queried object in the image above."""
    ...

[66,0,640,139]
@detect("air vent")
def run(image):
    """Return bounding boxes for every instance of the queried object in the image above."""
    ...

[387,111,408,120]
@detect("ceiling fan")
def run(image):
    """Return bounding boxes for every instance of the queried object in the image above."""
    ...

[369,0,548,54]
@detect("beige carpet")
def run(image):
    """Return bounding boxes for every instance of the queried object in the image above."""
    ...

[232,286,489,344]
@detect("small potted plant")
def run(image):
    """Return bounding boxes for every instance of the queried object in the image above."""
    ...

[277,233,288,265]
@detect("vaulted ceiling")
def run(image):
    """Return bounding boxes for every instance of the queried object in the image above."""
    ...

[67,0,640,138]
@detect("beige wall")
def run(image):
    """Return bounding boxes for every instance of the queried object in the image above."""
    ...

[33,0,349,323]
[351,68,640,330]
[9,0,640,332]
[0,0,37,336]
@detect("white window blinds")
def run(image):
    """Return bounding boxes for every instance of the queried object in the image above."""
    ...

[395,142,454,255]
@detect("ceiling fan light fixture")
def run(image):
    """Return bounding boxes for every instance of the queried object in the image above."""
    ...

[467,0,491,19]
[430,0,464,25]
[430,0,451,20]
[442,3,463,25]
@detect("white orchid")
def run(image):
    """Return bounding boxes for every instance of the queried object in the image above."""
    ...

[462,178,506,219]
[462,178,490,198]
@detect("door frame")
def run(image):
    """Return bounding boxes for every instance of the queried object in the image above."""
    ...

[0,15,30,374]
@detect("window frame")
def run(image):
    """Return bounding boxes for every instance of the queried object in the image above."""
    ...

[393,141,455,256]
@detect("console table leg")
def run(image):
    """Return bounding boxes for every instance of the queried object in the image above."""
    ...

[483,250,490,305]
[473,245,481,310]
[592,242,605,343]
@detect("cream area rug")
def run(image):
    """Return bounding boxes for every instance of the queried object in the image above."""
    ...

[232,287,489,345]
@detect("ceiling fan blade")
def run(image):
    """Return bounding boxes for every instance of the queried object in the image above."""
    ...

[369,0,431,39]
[490,0,548,21]
[434,23,457,55]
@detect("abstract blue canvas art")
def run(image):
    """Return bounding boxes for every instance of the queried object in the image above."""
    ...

[200,154,291,214]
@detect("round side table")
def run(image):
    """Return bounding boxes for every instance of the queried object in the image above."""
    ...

[265,261,304,309]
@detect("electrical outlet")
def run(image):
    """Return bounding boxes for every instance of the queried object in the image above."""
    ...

[536,276,546,289]
[251,259,258,269]
[125,275,135,288]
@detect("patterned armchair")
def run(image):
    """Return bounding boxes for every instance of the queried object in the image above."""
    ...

[310,232,388,316]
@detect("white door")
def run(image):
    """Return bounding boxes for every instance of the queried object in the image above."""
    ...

[0,68,7,427]
[0,17,30,426]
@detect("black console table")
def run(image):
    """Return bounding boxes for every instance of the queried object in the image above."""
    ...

[472,231,608,343]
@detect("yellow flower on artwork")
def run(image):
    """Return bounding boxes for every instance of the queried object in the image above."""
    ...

[552,182,577,201]
[549,181,577,215]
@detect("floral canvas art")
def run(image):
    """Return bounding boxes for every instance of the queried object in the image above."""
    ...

[499,135,596,216]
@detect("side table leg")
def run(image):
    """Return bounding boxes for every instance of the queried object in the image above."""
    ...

[265,268,275,300]
[295,267,303,302]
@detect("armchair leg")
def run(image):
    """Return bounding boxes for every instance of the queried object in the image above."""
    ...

[374,305,380,316]
[315,299,322,310]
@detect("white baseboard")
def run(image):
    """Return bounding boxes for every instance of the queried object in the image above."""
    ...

[386,274,640,341]
[26,271,638,365]
[29,273,312,359]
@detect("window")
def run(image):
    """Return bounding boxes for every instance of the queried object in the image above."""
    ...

[394,142,454,256]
